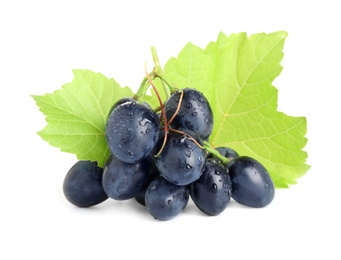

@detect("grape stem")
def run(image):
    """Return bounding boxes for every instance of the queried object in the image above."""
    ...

[167,90,183,126]
[150,47,177,94]
[170,128,205,149]
[134,73,154,100]
[134,47,177,100]
[143,64,169,158]
[203,141,231,165]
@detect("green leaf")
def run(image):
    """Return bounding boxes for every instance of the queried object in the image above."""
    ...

[164,31,309,187]
[32,69,133,167]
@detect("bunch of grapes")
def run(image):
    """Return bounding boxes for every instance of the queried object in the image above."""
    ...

[63,87,275,220]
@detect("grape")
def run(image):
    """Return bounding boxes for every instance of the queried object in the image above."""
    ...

[102,155,155,200]
[227,156,275,208]
[106,99,160,163]
[63,161,108,207]
[154,131,206,186]
[190,160,232,216]
[145,176,189,220]
[165,88,213,140]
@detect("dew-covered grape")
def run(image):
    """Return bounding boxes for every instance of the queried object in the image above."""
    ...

[227,156,275,208]
[145,176,189,220]
[165,88,213,140]
[154,131,206,186]
[190,160,232,216]
[102,155,155,200]
[106,99,160,163]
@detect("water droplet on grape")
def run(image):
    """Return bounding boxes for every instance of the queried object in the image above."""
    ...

[211,183,218,192]
[167,200,172,205]
[139,118,151,126]
[185,150,191,157]
[186,164,192,170]
[186,103,192,109]
[215,170,221,175]
[191,112,197,117]
[180,136,187,143]
[150,185,156,191]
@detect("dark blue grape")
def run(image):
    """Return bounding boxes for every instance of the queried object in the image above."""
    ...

[165,88,213,140]
[145,176,189,220]
[106,99,160,163]
[102,155,155,200]
[190,161,232,216]
[227,156,275,208]
[154,131,206,186]
[63,161,108,207]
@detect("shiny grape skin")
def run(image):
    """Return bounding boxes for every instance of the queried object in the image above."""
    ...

[145,176,189,221]
[190,161,232,216]
[102,155,155,200]
[165,88,213,140]
[227,156,275,208]
[154,131,206,186]
[106,100,160,163]
[63,161,108,208]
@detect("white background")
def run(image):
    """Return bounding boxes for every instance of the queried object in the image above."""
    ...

[1,0,340,259]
